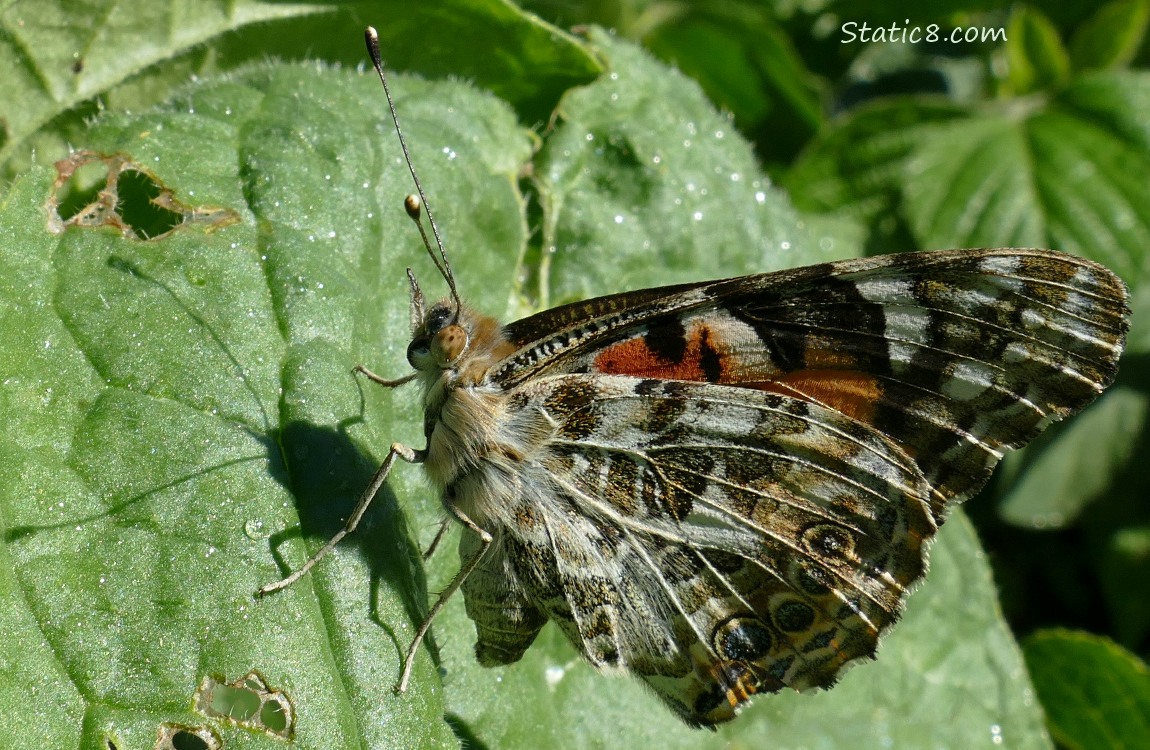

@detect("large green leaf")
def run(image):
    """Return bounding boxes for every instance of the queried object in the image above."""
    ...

[532,27,828,309]
[789,74,1150,282]
[1024,629,1150,750]
[0,0,600,177]
[2,61,531,750]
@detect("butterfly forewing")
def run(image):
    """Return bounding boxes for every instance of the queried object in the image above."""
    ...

[496,248,1129,518]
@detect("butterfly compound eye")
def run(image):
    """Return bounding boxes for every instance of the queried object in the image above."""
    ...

[431,324,468,366]
[406,336,430,369]
[425,304,453,336]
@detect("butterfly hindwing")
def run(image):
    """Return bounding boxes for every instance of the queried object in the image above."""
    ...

[468,373,938,725]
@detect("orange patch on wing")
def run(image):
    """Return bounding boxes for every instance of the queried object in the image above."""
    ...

[703,662,759,708]
[749,369,883,426]
[593,322,726,381]
[724,674,758,707]
[801,343,859,370]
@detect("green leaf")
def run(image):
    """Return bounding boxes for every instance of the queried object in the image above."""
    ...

[1005,6,1072,94]
[1069,0,1150,72]
[1024,629,1150,750]
[0,0,324,174]
[1,61,530,750]
[785,98,971,254]
[997,385,1148,527]
[790,74,1150,280]
[905,76,1150,277]
[639,1,824,164]
[0,0,600,177]
[533,28,833,310]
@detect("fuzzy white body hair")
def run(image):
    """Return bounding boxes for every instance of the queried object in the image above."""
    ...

[410,302,552,530]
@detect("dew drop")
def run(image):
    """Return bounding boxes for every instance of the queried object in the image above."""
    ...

[545,665,566,688]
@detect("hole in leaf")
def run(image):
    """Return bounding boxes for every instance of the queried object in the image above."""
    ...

[116,169,185,238]
[259,695,291,734]
[195,671,295,740]
[55,160,109,222]
[170,731,210,750]
[154,724,220,750]
[48,151,239,240]
[209,683,261,721]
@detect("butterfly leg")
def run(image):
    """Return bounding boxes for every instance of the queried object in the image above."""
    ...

[353,364,417,388]
[421,518,452,561]
[255,442,425,597]
[395,506,493,694]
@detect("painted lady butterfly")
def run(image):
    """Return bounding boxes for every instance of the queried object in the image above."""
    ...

[257,27,1131,726]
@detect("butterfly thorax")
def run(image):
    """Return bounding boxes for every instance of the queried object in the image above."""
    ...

[408,300,537,524]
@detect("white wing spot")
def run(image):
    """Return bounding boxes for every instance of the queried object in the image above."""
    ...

[942,360,997,401]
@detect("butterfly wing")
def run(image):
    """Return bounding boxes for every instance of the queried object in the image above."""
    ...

[469,373,938,726]
[458,248,1126,724]
[497,248,1129,518]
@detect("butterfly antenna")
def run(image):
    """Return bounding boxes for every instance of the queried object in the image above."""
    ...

[364,26,462,314]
